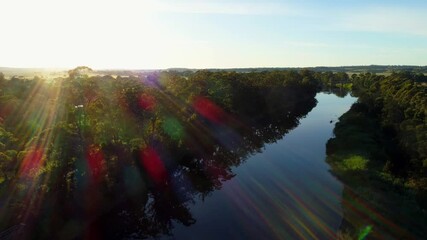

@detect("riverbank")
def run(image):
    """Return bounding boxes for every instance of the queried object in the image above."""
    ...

[326,101,427,239]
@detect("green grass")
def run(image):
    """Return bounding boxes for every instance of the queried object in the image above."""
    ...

[343,155,369,170]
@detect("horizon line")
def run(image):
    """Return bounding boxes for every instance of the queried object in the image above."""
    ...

[1,64,427,71]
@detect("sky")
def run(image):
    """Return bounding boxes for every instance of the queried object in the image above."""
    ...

[1,0,427,69]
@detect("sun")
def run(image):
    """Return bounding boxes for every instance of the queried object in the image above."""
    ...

[0,0,164,69]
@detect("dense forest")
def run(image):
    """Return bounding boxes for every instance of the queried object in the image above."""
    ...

[0,68,426,239]
[327,72,427,239]
[0,68,325,238]
[352,72,427,179]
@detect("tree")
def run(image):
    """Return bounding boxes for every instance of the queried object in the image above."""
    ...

[68,66,93,79]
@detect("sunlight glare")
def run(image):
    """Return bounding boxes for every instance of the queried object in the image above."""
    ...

[0,0,163,69]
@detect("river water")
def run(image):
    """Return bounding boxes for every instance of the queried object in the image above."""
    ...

[162,92,357,239]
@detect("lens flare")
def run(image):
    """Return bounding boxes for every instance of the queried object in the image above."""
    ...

[140,147,167,185]
[193,96,224,124]
[18,147,45,178]
[358,225,372,240]
[86,145,105,183]
[162,117,184,141]
[139,93,156,111]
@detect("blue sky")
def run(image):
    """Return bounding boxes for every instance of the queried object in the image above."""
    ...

[1,0,427,69]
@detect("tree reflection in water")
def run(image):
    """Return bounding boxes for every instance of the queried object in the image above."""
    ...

[0,70,319,239]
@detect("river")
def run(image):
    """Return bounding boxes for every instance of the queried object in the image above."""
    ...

[161,92,357,239]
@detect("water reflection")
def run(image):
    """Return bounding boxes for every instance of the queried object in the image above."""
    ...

[0,86,317,239]
[166,93,357,240]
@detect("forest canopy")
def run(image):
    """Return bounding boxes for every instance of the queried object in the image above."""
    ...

[0,67,425,238]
